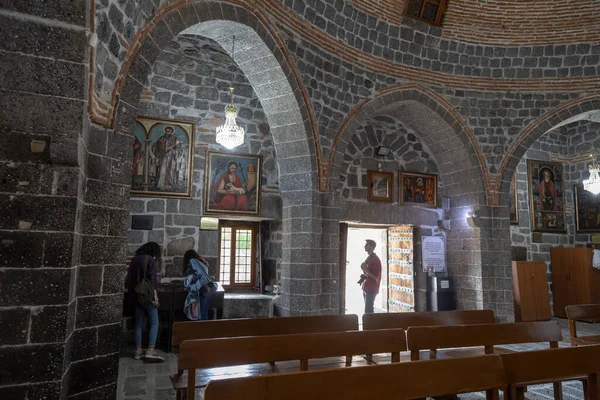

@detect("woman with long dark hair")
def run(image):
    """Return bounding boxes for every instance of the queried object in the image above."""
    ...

[125,241,164,362]
[183,250,214,320]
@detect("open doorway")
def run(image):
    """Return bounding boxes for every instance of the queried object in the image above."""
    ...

[344,226,389,320]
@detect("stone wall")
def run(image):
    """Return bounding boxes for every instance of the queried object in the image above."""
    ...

[129,34,282,284]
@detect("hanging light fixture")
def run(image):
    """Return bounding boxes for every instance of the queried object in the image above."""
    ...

[216,35,245,150]
[583,153,600,195]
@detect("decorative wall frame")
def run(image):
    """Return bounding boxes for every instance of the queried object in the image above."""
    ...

[509,173,519,225]
[204,151,262,216]
[131,116,194,198]
[399,171,437,207]
[367,170,393,202]
[527,159,566,233]
[574,183,600,232]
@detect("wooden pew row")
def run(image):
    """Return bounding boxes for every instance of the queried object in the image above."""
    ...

[362,309,496,331]
[204,355,507,400]
[176,329,407,400]
[362,309,496,363]
[565,304,600,346]
[407,321,562,400]
[172,314,359,347]
[204,346,600,400]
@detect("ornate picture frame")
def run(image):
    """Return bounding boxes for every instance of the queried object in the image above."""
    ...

[574,184,600,232]
[509,173,519,225]
[204,151,262,216]
[367,170,393,202]
[131,116,195,198]
[399,171,437,207]
[527,159,566,233]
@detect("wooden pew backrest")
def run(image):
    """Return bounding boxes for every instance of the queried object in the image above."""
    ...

[204,355,507,400]
[501,345,600,399]
[362,309,495,331]
[565,304,600,346]
[178,328,406,371]
[407,321,562,353]
[172,314,359,346]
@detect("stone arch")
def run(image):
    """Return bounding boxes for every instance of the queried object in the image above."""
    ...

[328,84,489,202]
[110,1,320,191]
[493,94,600,206]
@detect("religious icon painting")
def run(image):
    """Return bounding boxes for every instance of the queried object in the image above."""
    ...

[574,184,600,233]
[204,151,262,216]
[399,171,437,208]
[509,173,519,225]
[527,159,566,233]
[367,170,393,202]
[131,116,195,198]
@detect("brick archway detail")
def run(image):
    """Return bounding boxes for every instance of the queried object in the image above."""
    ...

[100,0,321,188]
[492,94,600,205]
[327,83,490,200]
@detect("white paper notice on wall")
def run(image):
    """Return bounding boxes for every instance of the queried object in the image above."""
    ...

[421,236,446,272]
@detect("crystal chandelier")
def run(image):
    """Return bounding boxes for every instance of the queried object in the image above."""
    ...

[583,154,600,195]
[216,35,244,150]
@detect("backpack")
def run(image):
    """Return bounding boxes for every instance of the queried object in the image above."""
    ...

[135,256,154,308]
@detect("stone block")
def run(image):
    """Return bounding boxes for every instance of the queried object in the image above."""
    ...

[81,204,109,235]
[0,268,71,306]
[30,305,68,343]
[75,294,122,329]
[0,52,85,99]
[103,265,127,295]
[66,353,119,397]
[148,229,164,243]
[65,327,96,364]
[80,236,126,265]
[77,265,103,296]
[85,179,129,209]
[97,323,121,355]
[107,130,133,162]
[0,90,83,138]
[108,208,130,237]
[0,344,64,385]
[0,308,30,345]
[0,15,86,62]
[166,237,195,256]
[147,199,166,213]
[0,131,51,164]
[0,382,61,400]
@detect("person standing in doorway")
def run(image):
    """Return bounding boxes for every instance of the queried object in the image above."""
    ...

[361,239,382,314]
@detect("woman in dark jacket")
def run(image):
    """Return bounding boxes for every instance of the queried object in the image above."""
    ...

[125,241,164,362]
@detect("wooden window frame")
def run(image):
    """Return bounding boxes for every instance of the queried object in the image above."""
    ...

[217,221,257,289]
[403,0,448,27]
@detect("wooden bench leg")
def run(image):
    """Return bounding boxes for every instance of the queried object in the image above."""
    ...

[485,388,499,400]
[553,381,563,400]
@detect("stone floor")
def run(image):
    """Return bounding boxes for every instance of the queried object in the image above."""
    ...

[117,318,599,400]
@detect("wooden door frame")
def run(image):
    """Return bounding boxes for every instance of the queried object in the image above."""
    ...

[339,223,348,315]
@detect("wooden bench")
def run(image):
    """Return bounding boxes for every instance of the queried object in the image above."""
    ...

[407,321,563,399]
[362,309,496,331]
[501,345,600,400]
[204,355,507,400]
[172,314,359,347]
[565,304,600,346]
[362,309,496,363]
[178,329,407,400]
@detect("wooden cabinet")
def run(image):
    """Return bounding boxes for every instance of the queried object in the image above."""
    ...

[512,261,552,322]
[551,248,600,318]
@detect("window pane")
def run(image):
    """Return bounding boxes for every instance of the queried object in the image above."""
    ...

[234,229,252,283]
[220,227,232,283]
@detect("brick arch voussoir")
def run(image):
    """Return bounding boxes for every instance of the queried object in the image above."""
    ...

[493,94,600,205]
[328,83,489,202]
[107,0,320,190]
